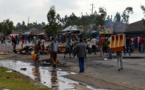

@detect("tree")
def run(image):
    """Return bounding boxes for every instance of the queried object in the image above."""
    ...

[15,21,46,31]
[56,14,61,23]
[28,23,34,29]
[62,13,79,27]
[80,15,90,25]
[15,22,21,30]
[0,19,14,35]
[22,21,27,30]
[56,13,63,30]
[114,12,121,22]
[45,6,59,36]
[0,22,3,33]
[95,7,107,26]
[122,7,133,24]
[141,5,145,17]
[141,5,145,34]
[41,22,46,27]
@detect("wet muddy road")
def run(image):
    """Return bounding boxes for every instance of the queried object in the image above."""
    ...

[0,60,98,90]
[1,52,145,90]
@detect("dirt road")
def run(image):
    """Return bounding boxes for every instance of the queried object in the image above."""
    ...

[0,51,145,90]
[58,51,145,90]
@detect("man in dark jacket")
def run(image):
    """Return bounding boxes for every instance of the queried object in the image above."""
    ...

[124,36,131,55]
[74,39,86,73]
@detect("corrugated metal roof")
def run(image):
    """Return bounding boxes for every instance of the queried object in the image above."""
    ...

[125,20,144,32]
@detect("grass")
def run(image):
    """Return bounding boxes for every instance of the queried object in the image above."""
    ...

[0,67,52,90]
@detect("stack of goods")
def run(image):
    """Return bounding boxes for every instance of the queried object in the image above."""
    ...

[110,34,126,52]
[59,43,66,53]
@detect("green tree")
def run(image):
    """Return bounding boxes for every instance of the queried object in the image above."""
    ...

[0,22,2,33]
[95,7,107,26]
[15,21,46,31]
[141,5,145,33]
[45,6,59,36]
[114,12,121,22]
[122,7,133,24]
[56,14,61,23]
[28,23,34,29]
[141,5,145,17]
[22,21,27,30]
[15,21,27,31]
[41,22,46,27]
[63,13,79,27]
[15,22,21,30]
[1,19,14,35]
[56,14,63,31]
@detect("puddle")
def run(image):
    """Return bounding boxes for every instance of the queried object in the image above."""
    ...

[2,89,10,90]
[0,60,99,90]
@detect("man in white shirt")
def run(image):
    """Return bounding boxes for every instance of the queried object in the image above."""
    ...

[91,36,97,54]
[40,37,45,54]
[87,39,92,54]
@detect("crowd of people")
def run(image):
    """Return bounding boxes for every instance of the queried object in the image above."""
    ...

[0,34,145,72]
[48,34,145,72]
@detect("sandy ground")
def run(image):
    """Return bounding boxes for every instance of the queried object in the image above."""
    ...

[1,42,145,90]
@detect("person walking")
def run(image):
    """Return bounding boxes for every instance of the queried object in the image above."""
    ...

[12,38,17,53]
[21,35,25,49]
[107,36,112,58]
[86,39,92,54]
[139,36,144,53]
[50,37,59,67]
[74,39,87,73]
[34,41,41,63]
[103,37,108,55]
[116,51,123,71]
[91,36,97,55]
[64,38,72,58]
[40,37,45,54]
[15,35,19,45]
[99,36,104,57]
[0,35,4,44]
[124,36,131,56]
[134,36,138,50]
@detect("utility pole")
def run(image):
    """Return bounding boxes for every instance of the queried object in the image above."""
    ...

[90,3,95,15]
[81,12,83,16]
[28,17,29,25]
[28,17,30,29]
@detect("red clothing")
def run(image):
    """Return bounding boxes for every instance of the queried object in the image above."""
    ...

[139,38,144,44]
[99,36,104,46]
[130,38,134,45]
[21,39,24,44]
[11,36,14,40]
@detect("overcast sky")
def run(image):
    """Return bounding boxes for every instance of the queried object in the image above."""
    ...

[0,0,144,25]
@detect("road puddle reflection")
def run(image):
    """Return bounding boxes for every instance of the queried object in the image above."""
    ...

[0,60,98,90]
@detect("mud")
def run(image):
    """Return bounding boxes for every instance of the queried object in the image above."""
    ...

[0,52,145,90]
